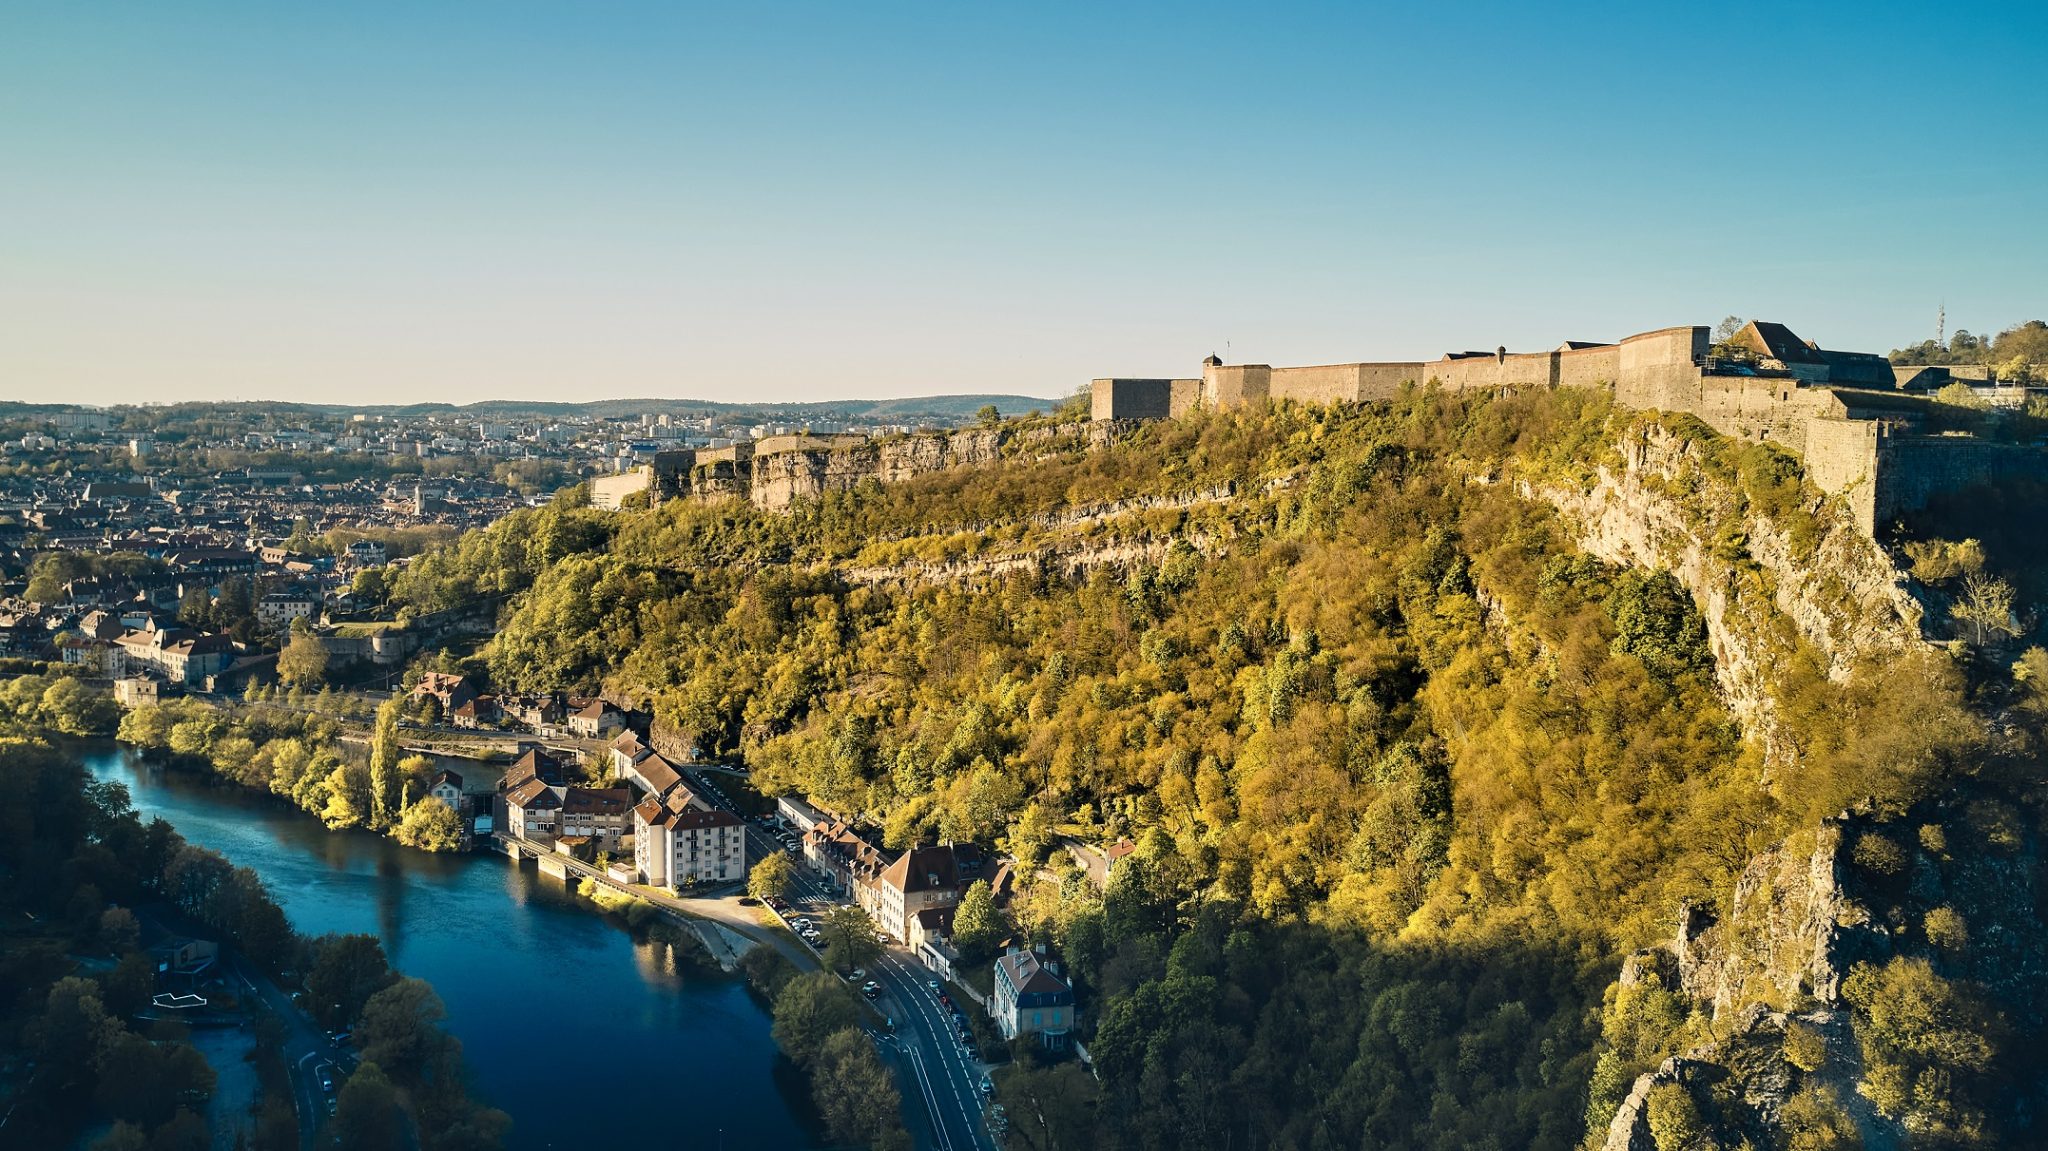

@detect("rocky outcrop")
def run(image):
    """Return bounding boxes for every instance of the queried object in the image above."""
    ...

[720,428,1009,510]
[1526,419,1928,763]
[1599,1006,1875,1151]
[1674,821,1883,1016]
[1600,1055,1718,1151]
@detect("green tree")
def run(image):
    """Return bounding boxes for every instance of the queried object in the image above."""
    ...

[952,879,1000,962]
[1645,1082,1706,1151]
[748,851,794,902]
[368,696,402,829]
[1779,1086,1858,1151]
[1843,956,2001,1137]
[996,1063,1099,1151]
[819,905,882,974]
[278,630,329,689]
[333,1061,404,1151]
[40,677,119,736]
[394,796,463,852]
[177,585,214,628]
[305,934,397,1029]
[350,566,390,606]
[770,971,862,1063]
[94,1030,215,1127]
[811,1027,911,1150]
[356,977,447,1080]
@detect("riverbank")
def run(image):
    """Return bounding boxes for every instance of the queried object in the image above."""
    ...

[79,743,824,1151]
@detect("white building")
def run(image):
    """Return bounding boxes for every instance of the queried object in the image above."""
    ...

[257,592,317,627]
[633,788,745,891]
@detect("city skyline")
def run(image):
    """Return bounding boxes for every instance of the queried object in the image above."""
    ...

[4,1,2044,406]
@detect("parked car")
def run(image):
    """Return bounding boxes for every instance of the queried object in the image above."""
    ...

[980,1077,994,1096]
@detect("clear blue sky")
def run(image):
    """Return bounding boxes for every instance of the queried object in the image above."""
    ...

[3,1,2043,406]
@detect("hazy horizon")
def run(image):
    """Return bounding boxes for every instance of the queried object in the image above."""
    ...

[4,2,2044,406]
[0,389,1071,413]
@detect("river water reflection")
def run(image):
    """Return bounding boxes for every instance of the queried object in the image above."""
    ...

[79,744,819,1151]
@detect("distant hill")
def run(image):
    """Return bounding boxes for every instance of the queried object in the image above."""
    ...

[0,393,1069,424]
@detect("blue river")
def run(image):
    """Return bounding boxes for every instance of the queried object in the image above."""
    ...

[80,743,820,1151]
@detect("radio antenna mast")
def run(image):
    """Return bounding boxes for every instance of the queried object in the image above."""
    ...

[1937,301,1946,349]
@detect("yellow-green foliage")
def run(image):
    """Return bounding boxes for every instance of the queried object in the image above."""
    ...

[1782,1019,1829,1073]
[1842,956,2002,1144]
[116,702,440,842]
[1645,1082,1708,1151]
[1902,538,1986,586]
[1850,831,1907,876]
[1923,906,1968,954]
[1778,1086,1859,1151]
[397,389,2008,1151]
[393,797,462,853]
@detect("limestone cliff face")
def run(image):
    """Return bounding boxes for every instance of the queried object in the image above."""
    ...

[1525,420,1928,763]
[748,428,1007,511]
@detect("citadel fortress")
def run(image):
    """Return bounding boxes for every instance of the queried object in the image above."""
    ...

[592,320,2044,538]
[1093,320,2047,535]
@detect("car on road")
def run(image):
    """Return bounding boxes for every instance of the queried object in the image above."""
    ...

[861,981,882,999]
[318,1069,335,1093]
[327,1096,337,1116]
[926,979,940,992]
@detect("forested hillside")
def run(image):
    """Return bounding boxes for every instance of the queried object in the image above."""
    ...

[390,388,2046,1150]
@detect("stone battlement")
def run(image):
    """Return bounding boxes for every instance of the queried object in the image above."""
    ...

[1093,321,2048,535]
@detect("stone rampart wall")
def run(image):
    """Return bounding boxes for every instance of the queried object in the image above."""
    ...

[1614,327,1710,412]
[1092,379,1175,421]
[1424,351,1558,392]
[1557,344,1622,388]
[1874,435,2048,529]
